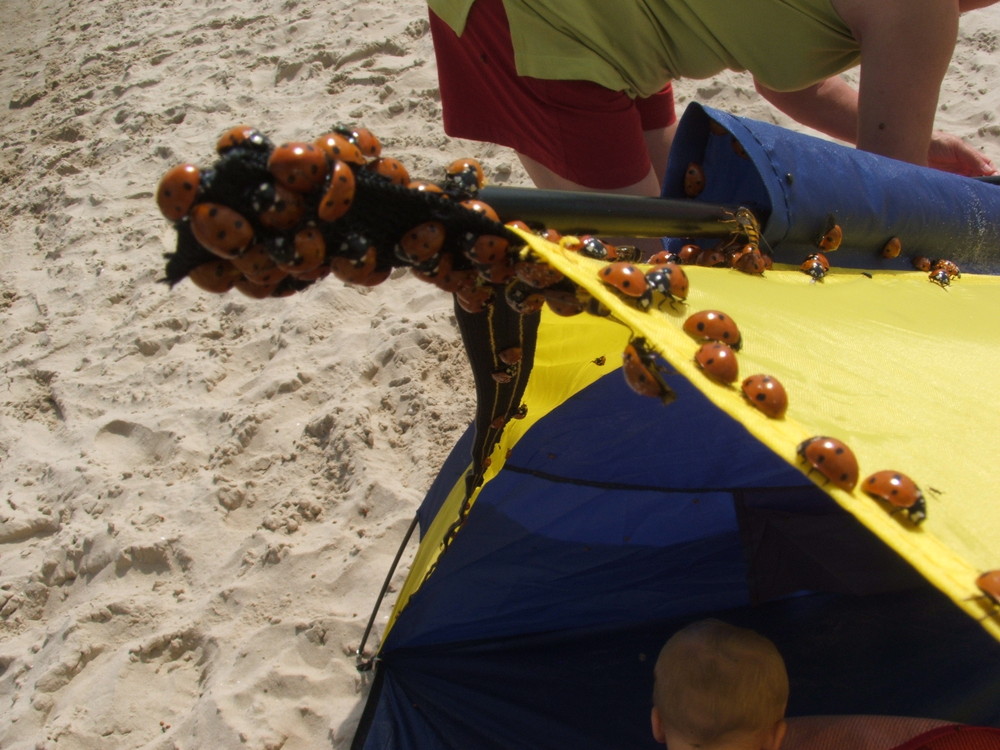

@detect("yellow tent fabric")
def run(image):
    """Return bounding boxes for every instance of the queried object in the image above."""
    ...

[387,228,1000,644]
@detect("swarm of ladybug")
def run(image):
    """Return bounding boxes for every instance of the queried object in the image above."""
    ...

[795,225,962,286]
[157,124,970,574]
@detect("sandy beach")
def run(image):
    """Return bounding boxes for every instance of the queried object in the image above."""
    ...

[1,1,998,747]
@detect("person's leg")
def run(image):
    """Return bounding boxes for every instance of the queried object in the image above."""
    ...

[515,152,662,196]
[643,121,679,189]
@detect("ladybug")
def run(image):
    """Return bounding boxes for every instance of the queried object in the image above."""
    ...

[598,262,651,308]
[574,236,613,260]
[156,163,201,221]
[977,570,1000,607]
[645,262,689,305]
[818,222,843,251]
[216,125,272,154]
[408,179,445,195]
[648,250,680,266]
[929,268,952,288]
[455,284,494,313]
[694,342,739,384]
[677,244,702,264]
[337,125,382,159]
[331,244,378,284]
[257,183,307,230]
[231,243,287,286]
[190,202,254,259]
[741,374,788,419]
[683,162,705,197]
[435,262,479,295]
[476,259,516,285]
[276,226,326,274]
[187,259,243,293]
[367,156,410,186]
[459,199,500,223]
[797,436,859,491]
[861,470,927,524]
[504,279,546,314]
[396,221,446,264]
[464,234,510,265]
[881,236,902,259]
[317,159,357,222]
[731,244,768,275]
[622,337,676,405]
[697,248,727,267]
[539,227,562,243]
[499,347,523,365]
[445,157,486,194]
[800,252,829,281]
[268,142,329,193]
[613,245,643,263]
[912,256,932,272]
[492,369,514,384]
[234,276,281,299]
[542,287,586,317]
[514,259,564,288]
[315,132,366,166]
[683,310,741,350]
[931,258,961,279]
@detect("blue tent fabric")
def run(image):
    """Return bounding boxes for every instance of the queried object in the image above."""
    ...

[354,370,1000,750]
[662,104,1000,273]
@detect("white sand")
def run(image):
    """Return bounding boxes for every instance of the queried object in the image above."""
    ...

[1,1,997,747]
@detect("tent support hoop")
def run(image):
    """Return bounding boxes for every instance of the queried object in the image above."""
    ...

[356,513,420,672]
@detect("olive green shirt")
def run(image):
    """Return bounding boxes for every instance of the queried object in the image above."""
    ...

[429,0,859,97]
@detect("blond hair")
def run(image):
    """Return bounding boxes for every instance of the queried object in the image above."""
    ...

[652,619,789,747]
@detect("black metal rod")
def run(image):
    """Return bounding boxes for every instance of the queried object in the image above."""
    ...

[356,513,420,672]
[479,186,739,238]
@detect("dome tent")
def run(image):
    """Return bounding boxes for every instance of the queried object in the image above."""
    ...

[351,107,1000,750]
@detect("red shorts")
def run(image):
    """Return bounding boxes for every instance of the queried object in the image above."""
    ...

[428,0,676,189]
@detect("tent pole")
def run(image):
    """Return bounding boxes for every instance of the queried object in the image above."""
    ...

[356,513,420,672]
[478,186,741,238]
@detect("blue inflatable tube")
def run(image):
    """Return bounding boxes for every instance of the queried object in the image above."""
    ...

[662,103,1000,274]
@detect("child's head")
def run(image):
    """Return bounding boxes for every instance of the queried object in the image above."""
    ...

[651,619,789,750]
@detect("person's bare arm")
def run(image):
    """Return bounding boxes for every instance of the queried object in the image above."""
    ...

[833,0,959,166]
[753,76,858,144]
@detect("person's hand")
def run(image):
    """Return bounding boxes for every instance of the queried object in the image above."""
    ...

[928,131,998,176]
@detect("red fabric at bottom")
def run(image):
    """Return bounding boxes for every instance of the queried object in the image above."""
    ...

[891,725,1000,750]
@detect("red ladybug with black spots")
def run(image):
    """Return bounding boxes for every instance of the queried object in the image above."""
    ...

[622,337,675,405]
[797,436,859,492]
[599,262,652,308]
[683,310,742,350]
[861,470,927,524]
[645,263,689,306]
[156,164,201,222]
[740,375,788,419]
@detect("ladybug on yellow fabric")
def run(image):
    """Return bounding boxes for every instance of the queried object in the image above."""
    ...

[598,262,652,309]
[645,263,689,306]
[740,374,788,419]
[694,342,739,385]
[683,310,741,350]
[861,470,927,524]
[797,436,859,491]
[622,338,675,405]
